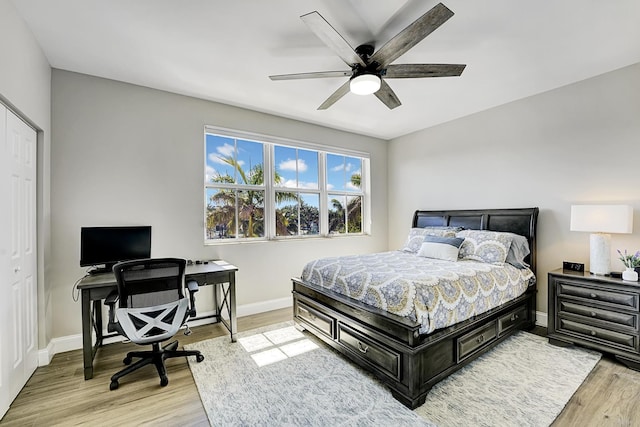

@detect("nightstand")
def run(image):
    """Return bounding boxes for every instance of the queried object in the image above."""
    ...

[548,268,640,370]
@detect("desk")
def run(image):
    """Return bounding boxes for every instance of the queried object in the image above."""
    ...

[77,261,238,380]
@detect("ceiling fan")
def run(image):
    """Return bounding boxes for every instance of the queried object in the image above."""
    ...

[269,2,466,110]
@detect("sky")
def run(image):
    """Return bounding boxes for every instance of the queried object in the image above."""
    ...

[205,134,362,209]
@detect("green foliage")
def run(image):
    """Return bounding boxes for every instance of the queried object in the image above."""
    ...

[207,155,298,238]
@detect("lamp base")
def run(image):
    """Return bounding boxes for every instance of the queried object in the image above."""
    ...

[589,233,611,275]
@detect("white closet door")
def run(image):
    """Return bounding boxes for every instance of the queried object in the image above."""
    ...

[0,106,38,419]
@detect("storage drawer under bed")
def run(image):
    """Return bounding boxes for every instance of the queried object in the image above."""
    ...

[295,300,335,339]
[498,304,528,336]
[457,322,497,362]
[337,323,401,380]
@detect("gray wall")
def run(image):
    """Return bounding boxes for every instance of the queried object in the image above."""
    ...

[0,0,52,349]
[51,70,389,338]
[387,62,640,314]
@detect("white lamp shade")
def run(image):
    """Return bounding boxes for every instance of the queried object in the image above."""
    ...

[570,205,633,234]
[350,74,381,95]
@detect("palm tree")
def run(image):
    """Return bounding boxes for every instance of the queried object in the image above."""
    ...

[346,173,362,233]
[328,198,345,233]
[207,156,298,238]
[328,173,362,234]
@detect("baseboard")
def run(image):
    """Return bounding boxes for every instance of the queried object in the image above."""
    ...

[535,310,548,329]
[37,340,56,366]
[39,301,547,366]
[38,296,293,366]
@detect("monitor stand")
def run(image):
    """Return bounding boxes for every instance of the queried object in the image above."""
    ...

[88,264,114,275]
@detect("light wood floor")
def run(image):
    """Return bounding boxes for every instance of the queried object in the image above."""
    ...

[2,309,639,426]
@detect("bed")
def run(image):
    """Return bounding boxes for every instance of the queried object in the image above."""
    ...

[292,207,539,409]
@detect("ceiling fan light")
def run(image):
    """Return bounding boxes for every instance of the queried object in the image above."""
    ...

[350,74,381,95]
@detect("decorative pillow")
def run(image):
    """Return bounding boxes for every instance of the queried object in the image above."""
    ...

[456,230,514,265]
[505,233,530,269]
[417,236,465,262]
[401,227,464,253]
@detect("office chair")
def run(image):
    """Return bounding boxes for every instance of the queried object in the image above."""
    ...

[106,258,204,390]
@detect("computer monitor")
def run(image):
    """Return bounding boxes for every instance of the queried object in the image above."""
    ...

[80,226,152,273]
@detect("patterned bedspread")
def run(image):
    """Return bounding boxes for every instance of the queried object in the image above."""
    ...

[301,251,535,335]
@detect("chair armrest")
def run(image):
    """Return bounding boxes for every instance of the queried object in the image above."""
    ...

[105,291,119,333]
[187,280,199,293]
[186,280,199,317]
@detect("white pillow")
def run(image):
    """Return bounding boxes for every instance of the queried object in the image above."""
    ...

[417,236,465,262]
[402,227,464,253]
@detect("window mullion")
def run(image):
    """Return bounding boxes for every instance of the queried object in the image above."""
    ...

[319,152,328,236]
[264,143,275,239]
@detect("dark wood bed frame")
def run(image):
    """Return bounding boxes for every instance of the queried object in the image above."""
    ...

[292,207,539,409]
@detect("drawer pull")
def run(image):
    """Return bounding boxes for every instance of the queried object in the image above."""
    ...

[357,341,369,354]
[510,313,519,322]
[476,335,485,344]
[590,311,597,317]
[301,308,317,321]
[591,330,597,337]
[590,293,597,299]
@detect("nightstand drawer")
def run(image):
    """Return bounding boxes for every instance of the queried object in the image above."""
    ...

[559,319,637,352]
[559,301,637,329]
[558,282,639,310]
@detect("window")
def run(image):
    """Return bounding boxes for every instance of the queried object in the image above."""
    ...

[205,134,265,240]
[204,127,368,242]
[326,154,363,235]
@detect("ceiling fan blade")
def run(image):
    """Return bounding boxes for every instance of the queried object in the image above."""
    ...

[301,11,366,67]
[270,71,351,80]
[318,80,351,110]
[370,3,454,68]
[374,80,401,110]
[384,64,466,78]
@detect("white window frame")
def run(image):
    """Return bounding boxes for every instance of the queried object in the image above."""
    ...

[204,126,370,244]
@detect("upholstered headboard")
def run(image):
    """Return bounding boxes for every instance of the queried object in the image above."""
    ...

[412,207,539,274]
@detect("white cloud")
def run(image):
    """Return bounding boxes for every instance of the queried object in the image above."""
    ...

[217,142,235,157]
[330,162,353,172]
[299,181,318,189]
[208,143,237,166]
[205,165,216,182]
[208,153,227,165]
[276,179,318,189]
[279,158,307,172]
[346,182,360,191]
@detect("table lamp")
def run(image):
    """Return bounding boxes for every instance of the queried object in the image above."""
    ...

[570,205,633,275]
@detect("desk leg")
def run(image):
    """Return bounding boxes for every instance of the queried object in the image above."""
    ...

[229,273,237,342]
[81,290,94,380]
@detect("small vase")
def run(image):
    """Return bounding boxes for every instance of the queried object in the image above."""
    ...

[622,268,639,282]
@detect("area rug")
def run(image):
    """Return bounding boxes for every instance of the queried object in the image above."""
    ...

[186,322,600,427]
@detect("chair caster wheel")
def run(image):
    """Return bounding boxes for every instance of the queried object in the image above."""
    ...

[160,376,169,387]
[110,380,119,390]
[196,354,204,363]
[123,356,132,365]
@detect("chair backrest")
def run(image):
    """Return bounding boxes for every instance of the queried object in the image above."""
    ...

[112,258,186,309]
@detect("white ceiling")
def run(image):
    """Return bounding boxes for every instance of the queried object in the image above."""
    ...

[11,0,640,140]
